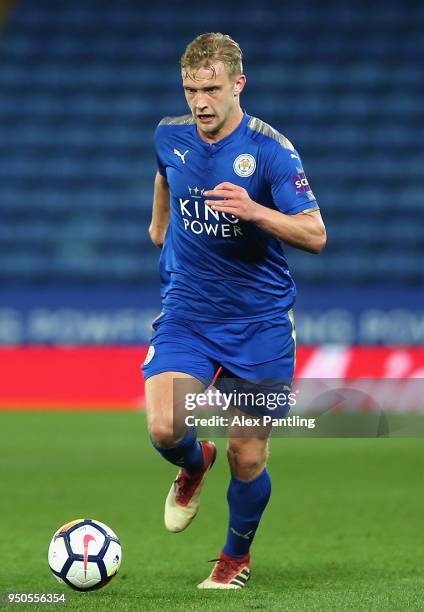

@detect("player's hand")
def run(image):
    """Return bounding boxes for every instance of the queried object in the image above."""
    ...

[204,182,259,222]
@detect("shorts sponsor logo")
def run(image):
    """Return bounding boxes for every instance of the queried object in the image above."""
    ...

[144,345,155,365]
[233,154,256,177]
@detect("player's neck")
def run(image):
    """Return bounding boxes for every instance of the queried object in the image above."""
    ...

[196,108,244,144]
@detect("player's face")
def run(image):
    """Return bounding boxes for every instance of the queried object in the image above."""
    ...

[182,62,245,140]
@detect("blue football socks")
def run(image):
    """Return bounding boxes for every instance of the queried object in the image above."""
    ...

[223,468,272,557]
[151,428,204,474]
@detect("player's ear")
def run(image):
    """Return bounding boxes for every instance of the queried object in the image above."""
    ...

[233,74,246,96]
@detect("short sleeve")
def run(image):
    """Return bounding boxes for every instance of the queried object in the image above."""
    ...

[154,124,167,177]
[267,141,319,215]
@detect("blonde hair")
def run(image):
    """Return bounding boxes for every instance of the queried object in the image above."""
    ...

[181,32,243,79]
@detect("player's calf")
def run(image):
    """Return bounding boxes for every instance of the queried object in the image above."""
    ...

[146,371,206,470]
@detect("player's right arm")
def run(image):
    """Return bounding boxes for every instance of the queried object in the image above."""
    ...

[149,171,170,248]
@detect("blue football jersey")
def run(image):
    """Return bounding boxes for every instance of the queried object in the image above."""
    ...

[155,113,319,321]
[159,225,172,300]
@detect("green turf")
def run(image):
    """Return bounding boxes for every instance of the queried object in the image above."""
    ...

[0,411,423,611]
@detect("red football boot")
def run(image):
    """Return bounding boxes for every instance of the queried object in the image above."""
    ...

[197,551,251,589]
[164,440,216,533]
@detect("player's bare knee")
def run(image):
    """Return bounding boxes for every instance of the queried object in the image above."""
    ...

[149,421,179,448]
[227,441,267,480]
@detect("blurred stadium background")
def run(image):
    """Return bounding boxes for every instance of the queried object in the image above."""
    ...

[0,0,423,407]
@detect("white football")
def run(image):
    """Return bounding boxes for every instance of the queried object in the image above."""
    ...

[48,518,122,591]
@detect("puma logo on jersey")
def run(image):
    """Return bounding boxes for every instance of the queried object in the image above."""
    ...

[174,148,189,163]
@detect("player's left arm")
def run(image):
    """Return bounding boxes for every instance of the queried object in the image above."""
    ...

[204,183,326,254]
[149,171,170,248]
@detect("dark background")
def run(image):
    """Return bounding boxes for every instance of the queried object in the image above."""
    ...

[0,0,423,346]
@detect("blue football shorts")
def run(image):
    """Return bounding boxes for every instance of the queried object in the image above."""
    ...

[142,309,296,418]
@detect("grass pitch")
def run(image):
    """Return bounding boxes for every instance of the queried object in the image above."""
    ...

[0,411,423,611]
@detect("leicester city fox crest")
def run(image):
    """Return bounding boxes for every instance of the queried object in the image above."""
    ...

[233,154,256,177]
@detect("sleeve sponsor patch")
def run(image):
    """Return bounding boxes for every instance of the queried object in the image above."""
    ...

[291,171,311,194]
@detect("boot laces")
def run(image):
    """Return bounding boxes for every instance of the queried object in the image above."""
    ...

[209,556,245,582]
